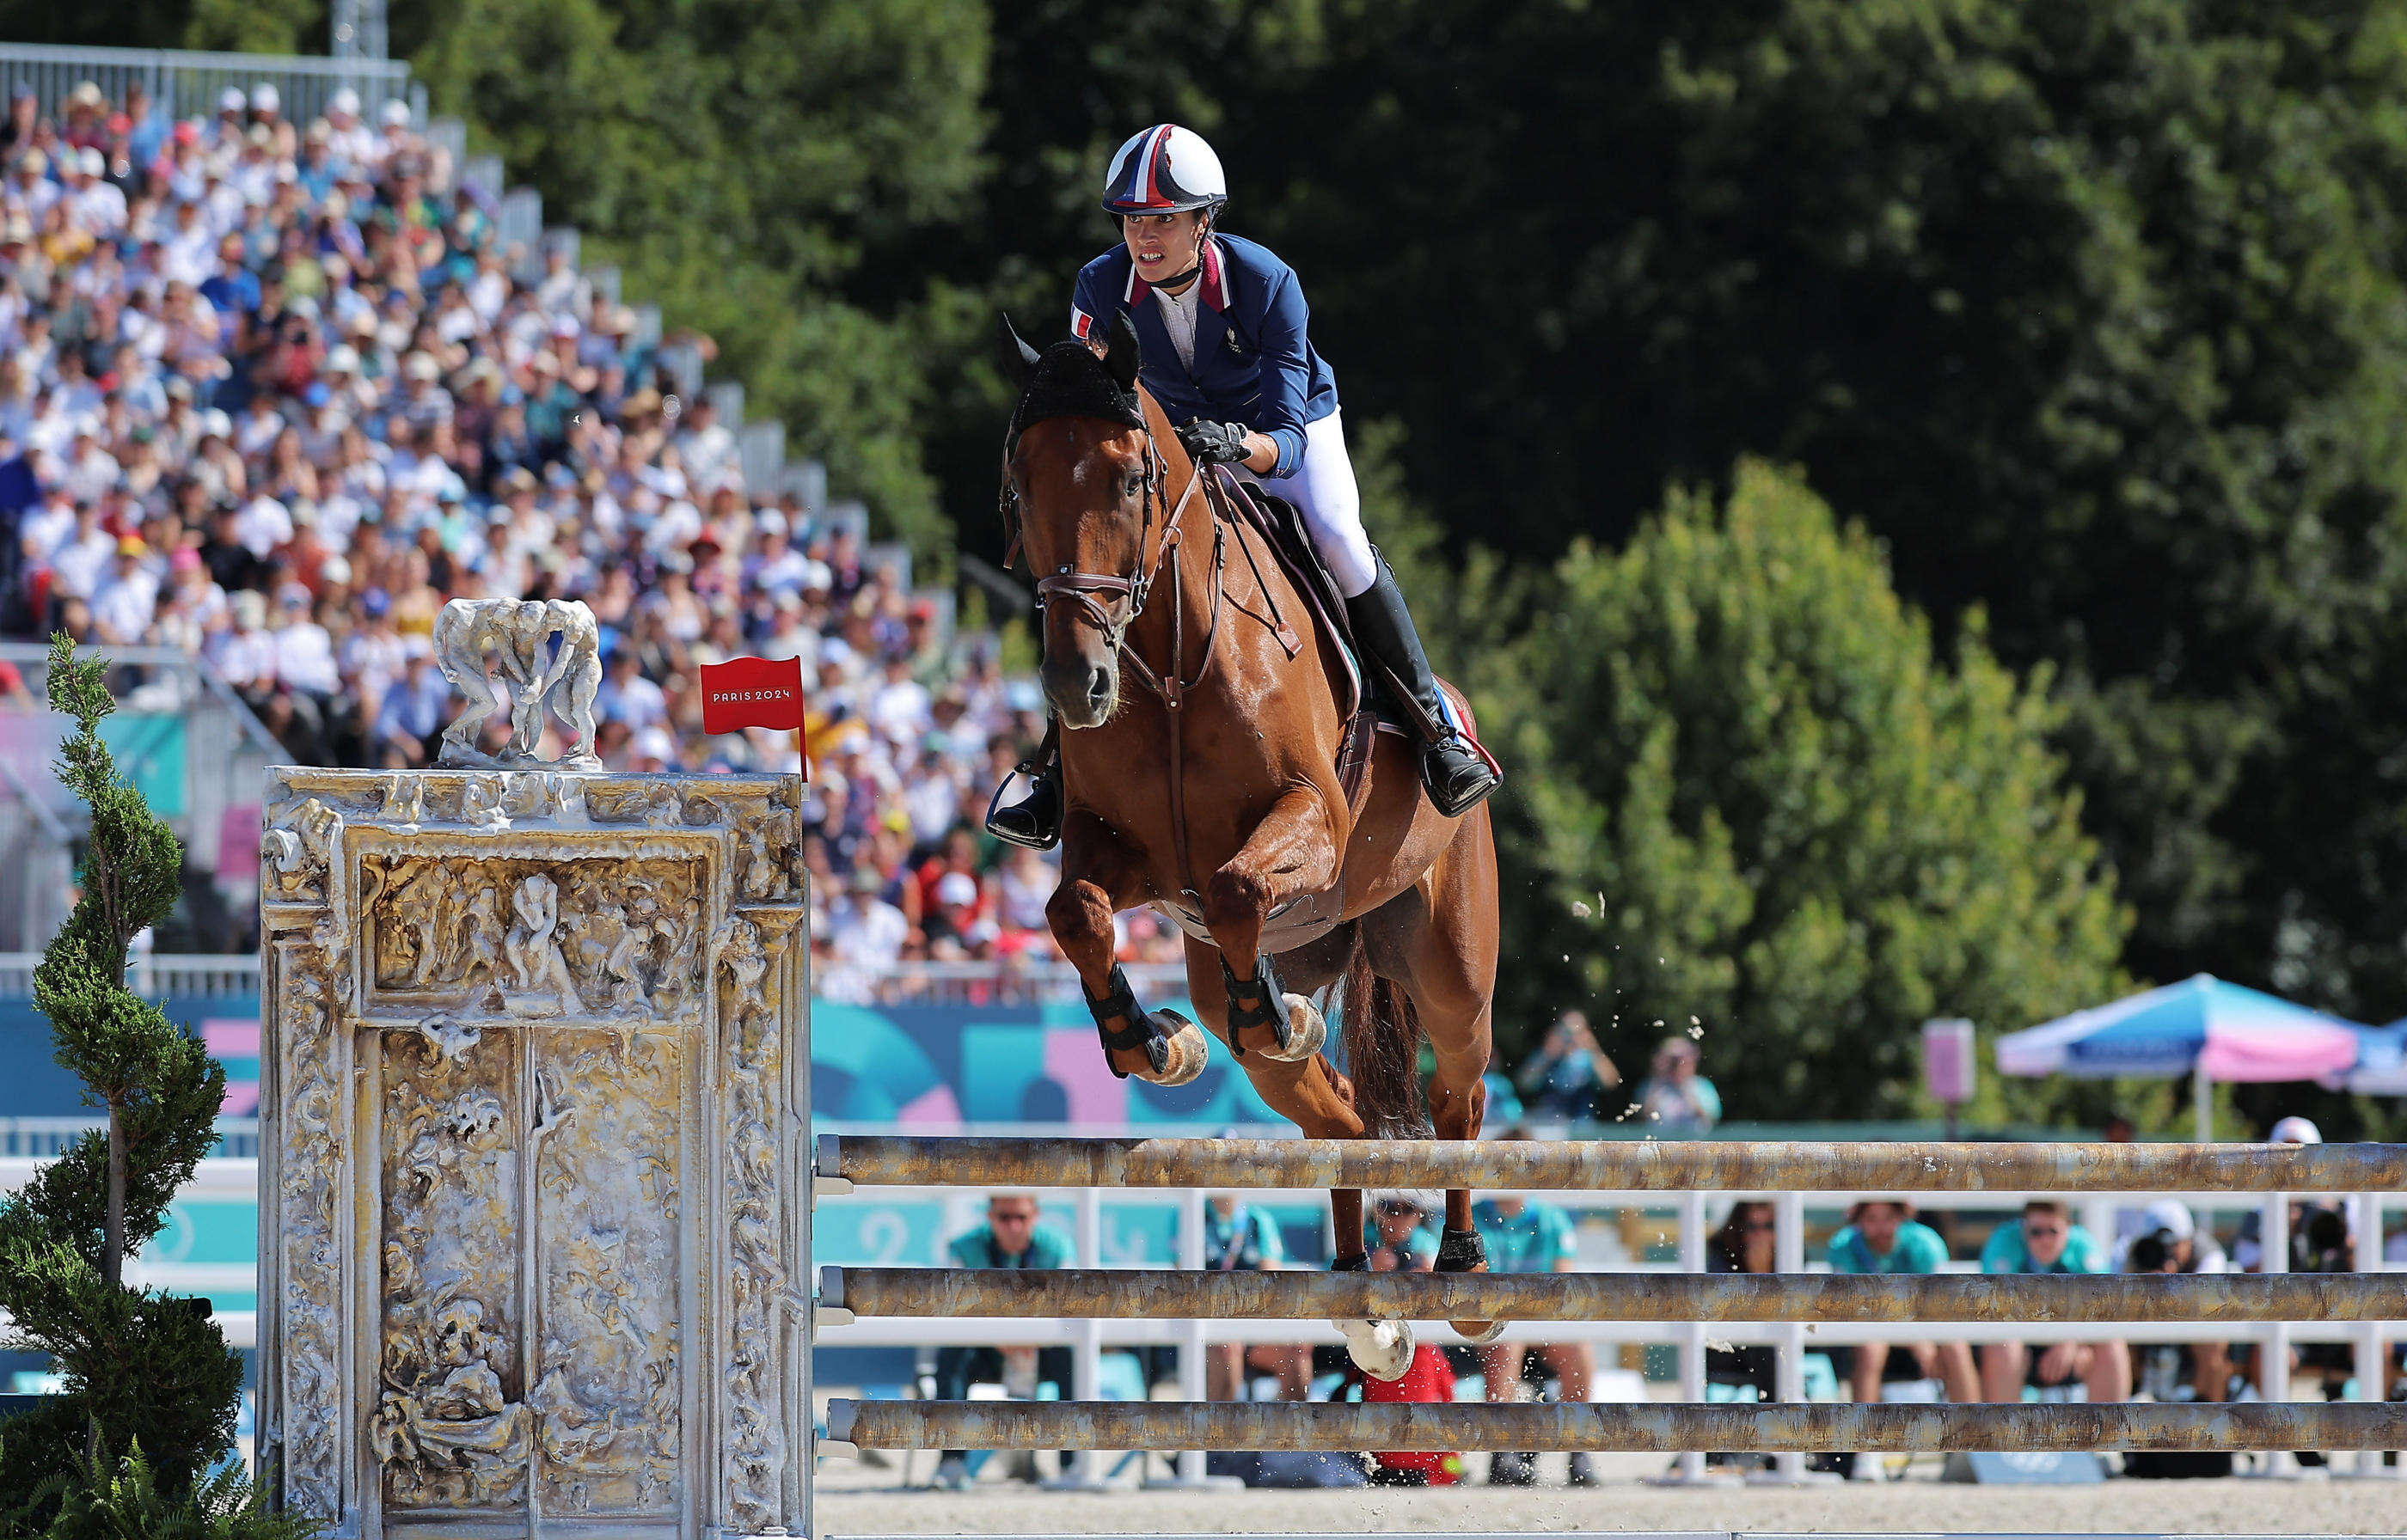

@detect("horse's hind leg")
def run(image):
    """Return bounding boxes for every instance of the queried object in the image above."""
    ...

[1202,786,1338,1064]
[1366,809,1502,1342]
[1050,811,1208,1085]
[1185,932,1416,1381]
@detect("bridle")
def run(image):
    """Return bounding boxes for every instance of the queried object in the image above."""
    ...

[1001,405,1224,704]
[999,388,1256,908]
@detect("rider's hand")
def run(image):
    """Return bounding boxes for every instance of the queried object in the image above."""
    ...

[1177,419,1252,467]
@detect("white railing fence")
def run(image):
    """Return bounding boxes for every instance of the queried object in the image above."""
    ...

[0,43,418,131]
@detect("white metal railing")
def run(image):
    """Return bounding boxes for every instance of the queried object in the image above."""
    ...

[0,43,417,131]
[0,954,266,999]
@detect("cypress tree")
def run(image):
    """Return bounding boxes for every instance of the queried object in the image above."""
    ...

[0,637,242,1514]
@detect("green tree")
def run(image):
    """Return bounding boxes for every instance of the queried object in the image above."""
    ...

[0,639,242,1515]
[1483,462,2130,1121]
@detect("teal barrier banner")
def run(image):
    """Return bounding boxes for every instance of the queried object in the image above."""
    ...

[0,994,1286,1129]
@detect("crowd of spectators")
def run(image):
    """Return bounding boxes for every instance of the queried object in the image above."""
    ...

[0,76,1203,979]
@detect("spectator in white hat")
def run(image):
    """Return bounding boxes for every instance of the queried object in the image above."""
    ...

[211,87,249,150]
[64,147,126,238]
[249,82,282,127]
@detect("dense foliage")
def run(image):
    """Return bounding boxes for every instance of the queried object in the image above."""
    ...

[0,639,244,1522]
[1469,462,2132,1122]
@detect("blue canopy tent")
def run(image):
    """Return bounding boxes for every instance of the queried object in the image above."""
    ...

[2329,1020,2407,1097]
[1995,975,2365,1140]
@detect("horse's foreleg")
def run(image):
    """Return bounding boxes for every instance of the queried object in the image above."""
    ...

[1050,813,1207,1085]
[1203,787,1338,1062]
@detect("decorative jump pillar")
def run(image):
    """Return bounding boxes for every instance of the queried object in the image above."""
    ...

[259,766,810,1538]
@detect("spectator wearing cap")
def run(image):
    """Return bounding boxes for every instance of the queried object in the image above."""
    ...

[2123,1199,2236,1410]
[62,147,126,239]
[2232,1116,2361,1407]
[90,535,159,645]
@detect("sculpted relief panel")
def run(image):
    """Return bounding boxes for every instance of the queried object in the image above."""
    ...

[373,1026,528,1511]
[533,1029,683,1514]
[361,854,704,1019]
[260,768,805,1537]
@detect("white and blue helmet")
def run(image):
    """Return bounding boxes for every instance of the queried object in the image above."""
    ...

[1101,124,1227,217]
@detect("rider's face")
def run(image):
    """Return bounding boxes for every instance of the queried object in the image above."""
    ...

[1122,211,1206,284]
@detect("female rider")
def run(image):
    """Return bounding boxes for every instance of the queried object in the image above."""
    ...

[989,124,1499,848]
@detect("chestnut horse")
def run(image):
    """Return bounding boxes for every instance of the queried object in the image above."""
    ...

[997,315,1502,1373]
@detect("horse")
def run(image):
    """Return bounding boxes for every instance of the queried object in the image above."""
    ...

[996,313,1504,1375]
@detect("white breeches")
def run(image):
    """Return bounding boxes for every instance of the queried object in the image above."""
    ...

[1238,408,1376,597]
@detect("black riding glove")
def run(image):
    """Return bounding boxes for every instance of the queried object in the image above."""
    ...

[1177,419,1252,467]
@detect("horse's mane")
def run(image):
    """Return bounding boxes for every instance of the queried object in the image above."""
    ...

[1008,340,1145,443]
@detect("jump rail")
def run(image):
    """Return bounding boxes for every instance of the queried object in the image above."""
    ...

[815,1134,2405,1192]
[818,1265,2407,1323]
[822,1399,2407,1454]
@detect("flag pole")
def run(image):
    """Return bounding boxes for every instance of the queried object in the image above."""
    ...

[2194,1060,2212,1143]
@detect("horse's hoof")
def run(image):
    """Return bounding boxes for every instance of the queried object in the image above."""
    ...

[1251,993,1326,1064]
[1136,1010,1209,1087]
[1337,1317,1415,1382]
[1452,1318,1507,1346]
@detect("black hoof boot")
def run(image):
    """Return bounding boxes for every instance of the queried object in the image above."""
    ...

[1084,963,1206,1085]
[1437,1226,1504,1345]
[985,762,1063,850]
[1218,953,1327,1064]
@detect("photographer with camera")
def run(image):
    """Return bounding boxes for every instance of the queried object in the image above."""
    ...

[2125,1200,2234,1396]
[2232,1117,2360,1410]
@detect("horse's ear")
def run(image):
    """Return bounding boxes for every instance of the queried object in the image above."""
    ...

[995,313,1041,391]
[1104,311,1141,393]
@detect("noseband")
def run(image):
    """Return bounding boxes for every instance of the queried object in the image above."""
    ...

[1001,414,1213,669]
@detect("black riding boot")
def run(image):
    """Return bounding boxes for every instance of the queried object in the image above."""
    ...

[984,721,1063,850]
[1345,559,1500,817]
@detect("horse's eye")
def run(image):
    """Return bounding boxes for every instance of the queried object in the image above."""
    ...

[1125,472,1146,499]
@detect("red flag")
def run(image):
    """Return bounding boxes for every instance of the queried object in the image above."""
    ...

[699,655,805,736]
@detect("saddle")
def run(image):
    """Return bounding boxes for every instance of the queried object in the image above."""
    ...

[1145,472,1428,956]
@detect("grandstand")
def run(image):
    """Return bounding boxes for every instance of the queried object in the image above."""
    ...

[0,47,1159,995]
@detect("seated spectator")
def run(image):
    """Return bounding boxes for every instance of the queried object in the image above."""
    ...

[1636,1035,1719,1132]
[1827,1201,1978,1403]
[930,1194,1073,1492]
[1204,1191,1310,1402]
[2126,1200,2236,1408]
[2232,1117,2359,1406]
[1513,1009,1618,1121]
[1474,1128,1595,1488]
[1979,1201,2128,1404]
[1705,1201,1779,1405]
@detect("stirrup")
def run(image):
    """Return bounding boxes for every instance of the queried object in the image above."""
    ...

[983,761,1060,850]
[1421,732,1502,819]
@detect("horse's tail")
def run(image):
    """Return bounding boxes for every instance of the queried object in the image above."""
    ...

[1332,932,1428,1140]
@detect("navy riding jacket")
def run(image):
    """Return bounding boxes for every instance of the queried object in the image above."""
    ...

[1069,233,1339,478]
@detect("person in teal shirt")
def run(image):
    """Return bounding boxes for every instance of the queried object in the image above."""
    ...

[934,1195,1074,1488]
[1203,1194,1308,1402]
[1472,1144,1595,1487]
[1978,1201,2128,1403]
[1826,1201,1977,1403]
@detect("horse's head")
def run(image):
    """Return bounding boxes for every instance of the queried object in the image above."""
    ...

[997,312,1161,730]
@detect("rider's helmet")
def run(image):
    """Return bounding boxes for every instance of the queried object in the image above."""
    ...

[1101,125,1227,218]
